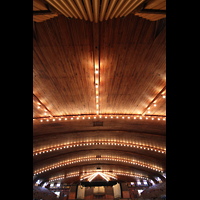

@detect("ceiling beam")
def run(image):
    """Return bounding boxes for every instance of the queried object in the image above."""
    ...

[33,10,52,15]
[33,94,53,117]
[142,86,166,115]
[93,21,100,114]
[138,9,166,15]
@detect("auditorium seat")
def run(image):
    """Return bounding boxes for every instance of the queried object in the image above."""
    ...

[140,181,166,199]
[33,186,57,200]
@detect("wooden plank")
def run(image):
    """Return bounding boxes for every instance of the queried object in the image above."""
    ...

[33,16,95,116]
[33,0,48,10]
[100,15,165,114]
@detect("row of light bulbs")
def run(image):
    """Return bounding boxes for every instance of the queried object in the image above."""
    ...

[144,90,166,115]
[48,171,148,183]
[34,114,166,122]
[33,141,166,156]
[49,172,146,182]
[33,155,163,176]
[35,101,51,117]
[95,66,99,115]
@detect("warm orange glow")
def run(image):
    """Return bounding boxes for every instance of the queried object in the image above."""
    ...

[34,155,163,176]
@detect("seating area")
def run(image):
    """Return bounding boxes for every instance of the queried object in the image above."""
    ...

[33,186,57,200]
[139,181,166,200]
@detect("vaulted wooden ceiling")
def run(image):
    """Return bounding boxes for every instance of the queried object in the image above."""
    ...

[33,0,166,185]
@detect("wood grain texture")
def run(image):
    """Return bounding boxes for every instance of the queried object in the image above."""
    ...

[100,15,166,114]
[33,16,95,116]
[135,0,166,21]
[33,14,166,184]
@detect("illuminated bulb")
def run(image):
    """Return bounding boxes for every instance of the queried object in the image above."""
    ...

[40,119,43,122]
[37,106,40,109]
[44,113,47,115]
[148,111,150,113]
[65,118,67,120]
[96,84,98,88]
[111,116,113,118]
[88,117,90,119]
[116,116,118,118]
[100,115,101,118]
[152,118,154,120]
[53,118,55,121]
[46,119,49,122]
[146,117,148,120]
[140,117,142,119]
[71,118,73,120]
[163,95,166,98]
[134,117,136,119]
[95,69,98,74]
[122,116,124,119]
[94,116,96,119]
[148,107,150,110]
[163,118,166,120]
[59,118,61,120]
[158,118,160,120]
[128,117,130,119]
[154,104,156,107]
[105,116,107,118]
[96,104,98,108]
[83,117,84,119]
[96,96,98,98]
[77,117,79,119]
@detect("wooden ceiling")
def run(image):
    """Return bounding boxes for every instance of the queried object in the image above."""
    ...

[33,6,166,185]
[33,0,166,23]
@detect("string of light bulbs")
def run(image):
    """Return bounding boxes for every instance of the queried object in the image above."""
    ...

[48,170,150,182]
[33,114,166,122]
[33,155,163,176]
[33,140,166,156]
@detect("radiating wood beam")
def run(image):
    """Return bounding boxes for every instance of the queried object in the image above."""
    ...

[142,86,166,115]
[33,94,53,117]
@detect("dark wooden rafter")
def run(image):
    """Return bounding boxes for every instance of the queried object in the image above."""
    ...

[33,21,37,41]
[93,21,100,114]
[33,2,54,15]
[33,93,53,117]
[138,9,166,15]
[142,86,166,115]
[33,10,52,15]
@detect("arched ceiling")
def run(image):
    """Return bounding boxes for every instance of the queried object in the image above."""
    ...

[33,3,166,185]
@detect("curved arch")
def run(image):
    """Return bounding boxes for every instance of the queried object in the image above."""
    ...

[33,139,166,156]
[34,153,164,176]
[34,162,164,183]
